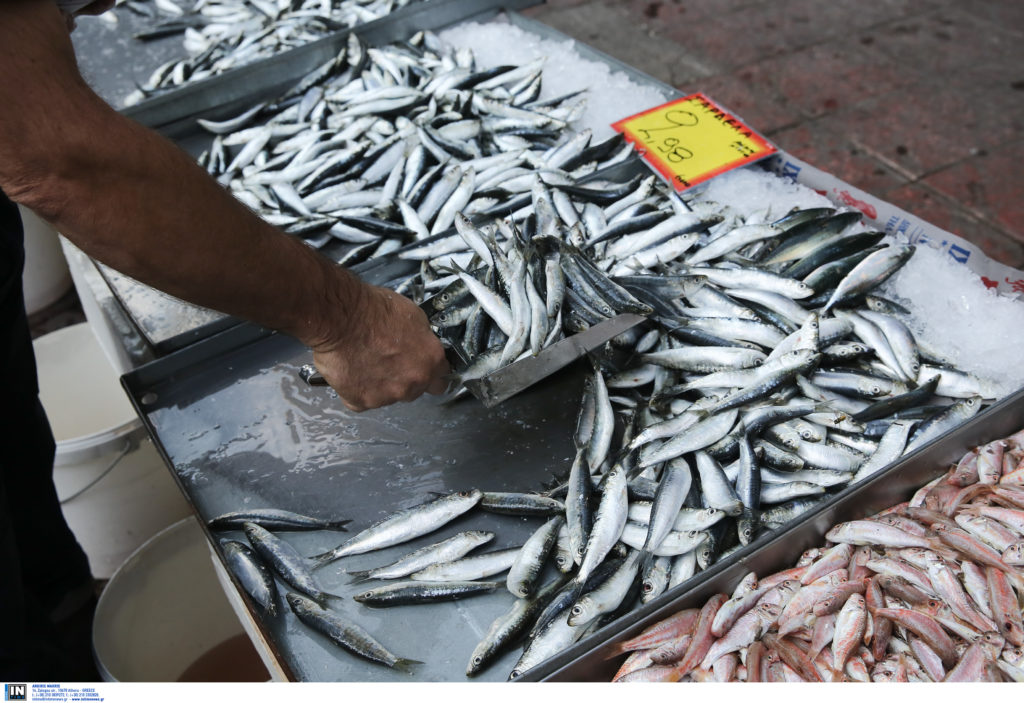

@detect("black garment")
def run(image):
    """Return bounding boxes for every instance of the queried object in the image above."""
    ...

[0,190,95,680]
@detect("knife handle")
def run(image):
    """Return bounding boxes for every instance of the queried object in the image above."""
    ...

[299,364,328,387]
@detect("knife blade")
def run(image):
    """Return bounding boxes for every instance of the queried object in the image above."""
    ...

[463,313,646,407]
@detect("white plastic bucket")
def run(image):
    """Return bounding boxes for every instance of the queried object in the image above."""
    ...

[33,322,191,577]
[20,205,71,315]
[92,517,269,681]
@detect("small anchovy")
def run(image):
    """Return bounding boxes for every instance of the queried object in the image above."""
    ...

[507,516,564,598]
[853,419,915,482]
[573,463,629,594]
[478,491,566,516]
[221,539,278,616]
[530,558,622,639]
[509,610,600,680]
[904,396,985,454]
[821,244,916,313]
[243,523,334,604]
[353,580,501,607]
[467,574,568,677]
[208,508,352,531]
[312,490,482,565]
[568,551,643,626]
[640,555,672,604]
[409,547,521,582]
[286,593,420,672]
[344,530,494,582]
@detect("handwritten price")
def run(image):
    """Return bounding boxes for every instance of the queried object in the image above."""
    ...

[637,110,698,163]
[612,93,776,192]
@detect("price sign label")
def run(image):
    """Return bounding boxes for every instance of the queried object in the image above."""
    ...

[611,93,776,192]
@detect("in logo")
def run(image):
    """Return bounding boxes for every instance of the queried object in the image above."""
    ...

[4,684,26,701]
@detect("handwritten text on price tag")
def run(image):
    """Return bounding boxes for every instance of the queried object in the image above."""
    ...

[611,93,776,192]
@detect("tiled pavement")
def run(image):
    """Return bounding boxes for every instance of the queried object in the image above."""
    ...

[524,0,1024,268]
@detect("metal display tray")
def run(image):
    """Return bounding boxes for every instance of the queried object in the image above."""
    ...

[121,321,592,682]
[123,314,1024,682]
[117,0,541,134]
[101,6,674,356]
[523,386,1024,681]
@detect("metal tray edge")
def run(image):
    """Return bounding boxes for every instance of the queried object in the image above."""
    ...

[121,0,543,133]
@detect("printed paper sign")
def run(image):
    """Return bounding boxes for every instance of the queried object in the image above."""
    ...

[612,93,776,191]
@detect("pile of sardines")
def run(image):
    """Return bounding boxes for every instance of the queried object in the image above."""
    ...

[208,135,1005,681]
[117,0,426,105]
[193,30,631,269]
[607,426,1024,682]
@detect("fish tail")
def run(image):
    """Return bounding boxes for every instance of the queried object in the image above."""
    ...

[344,569,373,584]
[327,519,353,531]
[925,538,960,562]
[310,550,339,569]
[392,658,424,674]
[321,591,347,604]
[603,642,630,659]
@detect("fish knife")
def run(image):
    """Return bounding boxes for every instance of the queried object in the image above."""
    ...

[463,313,646,407]
[299,314,646,407]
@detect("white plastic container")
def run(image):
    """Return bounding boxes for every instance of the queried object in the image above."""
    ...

[20,205,71,315]
[33,322,190,577]
[92,517,269,681]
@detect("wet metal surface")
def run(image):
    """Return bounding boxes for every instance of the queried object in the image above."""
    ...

[130,330,585,681]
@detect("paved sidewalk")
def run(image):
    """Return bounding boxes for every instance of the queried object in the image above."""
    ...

[525,0,1024,268]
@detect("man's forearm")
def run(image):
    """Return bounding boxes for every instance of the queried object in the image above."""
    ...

[1,0,448,411]
[0,0,363,348]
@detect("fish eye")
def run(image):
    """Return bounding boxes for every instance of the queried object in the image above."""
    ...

[642,583,653,593]
[459,491,471,497]
[510,671,520,679]
[571,605,583,615]
[474,656,482,665]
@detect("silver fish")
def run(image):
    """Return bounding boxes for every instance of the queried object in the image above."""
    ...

[313,490,482,565]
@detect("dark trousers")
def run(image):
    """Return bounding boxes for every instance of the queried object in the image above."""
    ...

[0,191,94,680]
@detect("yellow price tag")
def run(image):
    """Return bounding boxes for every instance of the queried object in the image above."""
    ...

[612,93,776,192]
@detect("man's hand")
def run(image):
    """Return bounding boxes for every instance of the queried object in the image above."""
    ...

[60,0,115,30]
[310,282,450,412]
[76,1,116,15]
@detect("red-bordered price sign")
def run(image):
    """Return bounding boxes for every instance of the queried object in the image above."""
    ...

[611,93,776,192]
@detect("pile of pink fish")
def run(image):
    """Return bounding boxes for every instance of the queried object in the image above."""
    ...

[609,428,1024,682]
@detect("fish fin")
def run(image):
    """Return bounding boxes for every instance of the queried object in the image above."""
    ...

[393,658,424,674]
